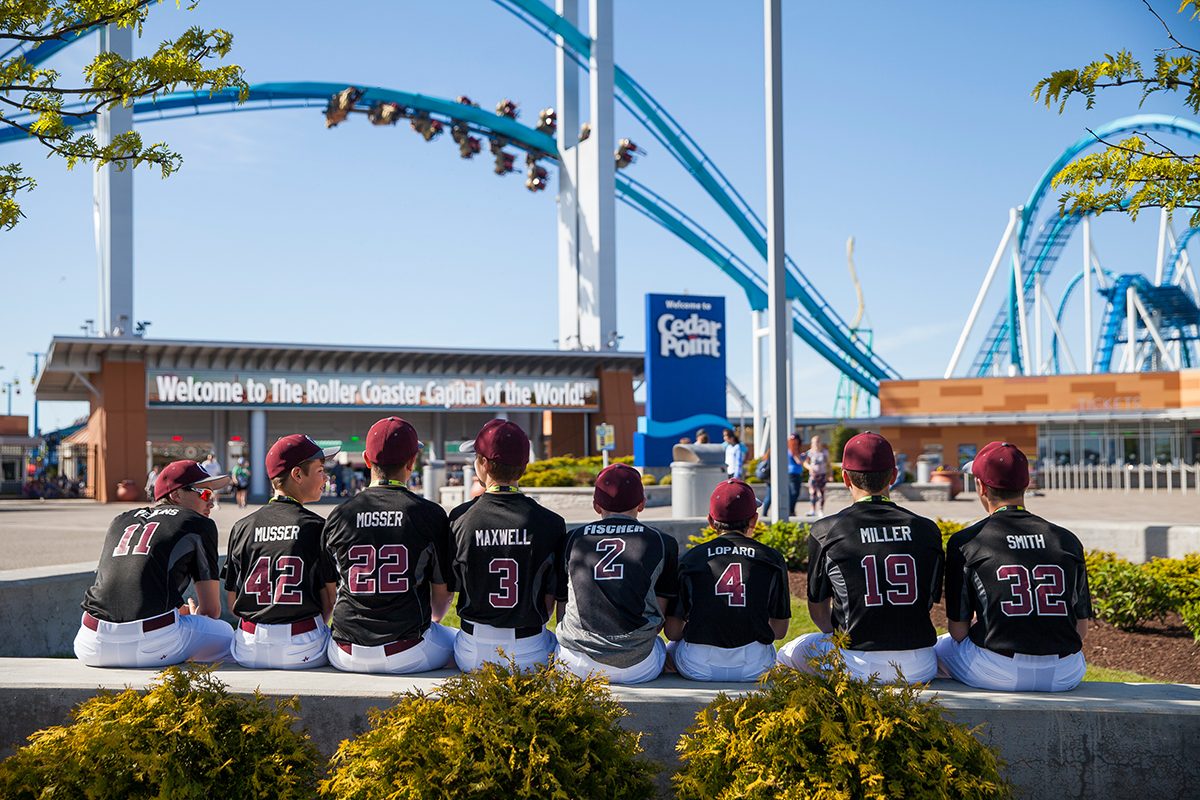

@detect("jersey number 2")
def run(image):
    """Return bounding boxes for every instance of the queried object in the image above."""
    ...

[112,522,159,557]
[245,556,304,605]
[997,564,1068,616]
[861,554,918,606]
[594,538,625,580]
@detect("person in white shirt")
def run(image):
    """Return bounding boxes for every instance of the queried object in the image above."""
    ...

[723,429,745,479]
[202,454,223,509]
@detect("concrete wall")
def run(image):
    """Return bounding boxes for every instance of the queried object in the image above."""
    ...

[0,660,1197,799]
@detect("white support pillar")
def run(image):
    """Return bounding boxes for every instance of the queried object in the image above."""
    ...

[1132,290,1181,371]
[249,409,267,502]
[764,0,788,523]
[945,208,1018,378]
[95,24,134,338]
[1155,207,1169,286]
[751,309,765,457]
[1034,275,1043,374]
[1083,216,1094,374]
[556,0,581,350]
[1125,286,1138,373]
[1039,283,1077,373]
[1012,237,1032,375]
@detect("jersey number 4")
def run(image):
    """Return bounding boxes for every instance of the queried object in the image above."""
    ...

[997,564,1068,616]
[348,544,410,594]
[715,563,746,607]
[245,556,304,605]
[861,554,918,606]
[112,522,160,557]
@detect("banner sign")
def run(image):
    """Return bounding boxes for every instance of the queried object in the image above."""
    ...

[634,294,729,467]
[148,371,599,411]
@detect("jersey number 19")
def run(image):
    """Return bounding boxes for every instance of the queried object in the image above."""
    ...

[861,554,918,606]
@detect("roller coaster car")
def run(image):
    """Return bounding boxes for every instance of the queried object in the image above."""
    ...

[495,99,519,119]
[453,126,482,159]
[615,138,639,169]
[489,136,509,156]
[525,165,549,192]
[323,86,364,128]
[536,108,557,136]
[455,95,479,108]
[579,121,591,142]
[494,151,516,175]
[367,102,404,126]
[410,114,443,142]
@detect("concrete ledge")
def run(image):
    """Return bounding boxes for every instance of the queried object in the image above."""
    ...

[0,659,1197,799]
[1071,522,1200,562]
[439,484,672,513]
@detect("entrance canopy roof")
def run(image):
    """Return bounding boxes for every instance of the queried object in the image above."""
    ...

[35,336,645,402]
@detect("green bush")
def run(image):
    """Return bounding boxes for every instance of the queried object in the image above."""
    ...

[641,472,657,486]
[519,455,635,487]
[320,658,658,800]
[1141,553,1200,606]
[673,638,1014,800]
[1086,551,1177,630]
[690,520,810,570]
[936,517,971,550]
[660,473,672,485]
[573,470,597,487]
[1181,600,1200,642]
[830,423,859,462]
[0,663,319,800]
[519,468,576,487]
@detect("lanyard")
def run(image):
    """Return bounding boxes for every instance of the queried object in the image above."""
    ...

[994,505,1026,513]
[855,495,893,503]
[487,485,521,493]
[371,480,406,488]
[269,494,302,506]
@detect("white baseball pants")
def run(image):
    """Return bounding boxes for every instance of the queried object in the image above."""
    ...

[327,621,456,674]
[454,622,557,672]
[667,638,777,682]
[73,611,233,668]
[556,637,665,684]
[934,633,1086,692]
[231,615,330,669]
[777,632,937,684]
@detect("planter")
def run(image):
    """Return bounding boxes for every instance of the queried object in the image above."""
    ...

[115,480,140,502]
[928,471,962,498]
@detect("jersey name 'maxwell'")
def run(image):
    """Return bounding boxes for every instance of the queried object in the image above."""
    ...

[474,528,532,546]
[657,313,722,358]
[254,525,299,542]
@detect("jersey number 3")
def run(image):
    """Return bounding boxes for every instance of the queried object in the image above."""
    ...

[861,554,918,606]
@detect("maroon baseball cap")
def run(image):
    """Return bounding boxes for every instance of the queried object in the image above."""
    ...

[460,419,529,466]
[365,417,422,466]
[154,460,230,501]
[709,478,761,523]
[593,464,645,512]
[265,434,340,480]
[964,442,1030,492]
[841,432,896,472]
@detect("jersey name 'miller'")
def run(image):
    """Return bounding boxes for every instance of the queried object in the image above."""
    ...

[355,510,404,528]
[255,525,300,542]
[475,529,532,546]
[1007,534,1046,549]
[859,525,912,544]
[707,545,755,558]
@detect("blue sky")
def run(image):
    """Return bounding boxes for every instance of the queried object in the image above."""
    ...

[3,0,1195,432]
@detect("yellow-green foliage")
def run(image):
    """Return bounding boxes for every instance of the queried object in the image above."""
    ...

[320,658,658,800]
[660,473,673,485]
[519,455,634,487]
[691,521,810,569]
[0,663,319,800]
[641,472,658,486]
[1085,550,1200,634]
[673,639,1014,800]
[936,517,970,550]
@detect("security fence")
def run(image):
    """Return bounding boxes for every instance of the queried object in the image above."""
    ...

[1038,460,1200,493]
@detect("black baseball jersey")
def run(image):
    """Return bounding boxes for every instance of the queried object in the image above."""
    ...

[322,484,452,647]
[945,507,1091,656]
[807,496,944,651]
[222,497,335,625]
[555,515,679,668]
[82,504,220,623]
[448,489,566,630]
[675,531,791,649]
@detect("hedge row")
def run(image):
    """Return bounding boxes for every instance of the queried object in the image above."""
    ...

[0,655,1013,800]
[516,455,635,488]
[1086,551,1200,639]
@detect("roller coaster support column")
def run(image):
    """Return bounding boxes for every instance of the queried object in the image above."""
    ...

[1084,216,1093,373]
[764,0,789,522]
[945,208,1018,379]
[556,0,582,349]
[751,310,767,458]
[1156,208,1169,286]
[1012,227,1032,375]
[95,23,134,338]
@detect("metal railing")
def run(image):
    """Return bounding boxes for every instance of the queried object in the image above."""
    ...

[1038,460,1200,493]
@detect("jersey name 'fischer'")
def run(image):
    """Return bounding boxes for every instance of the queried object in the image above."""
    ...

[475,528,532,546]
[355,510,405,527]
[859,525,912,544]
[254,525,300,542]
[582,523,641,535]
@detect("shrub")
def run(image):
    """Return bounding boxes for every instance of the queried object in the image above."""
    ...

[830,423,859,462]
[690,520,810,569]
[573,470,597,487]
[1181,600,1200,642]
[1141,553,1200,606]
[641,472,658,486]
[518,468,577,488]
[1086,551,1176,630]
[320,658,658,800]
[660,473,672,485]
[936,517,970,550]
[0,663,319,800]
[673,638,1014,800]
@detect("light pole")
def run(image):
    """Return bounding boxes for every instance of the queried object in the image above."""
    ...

[765,0,789,522]
[27,352,42,435]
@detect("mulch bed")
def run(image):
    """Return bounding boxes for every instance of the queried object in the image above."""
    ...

[787,571,1200,684]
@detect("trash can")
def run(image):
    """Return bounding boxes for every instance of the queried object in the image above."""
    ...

[422,459,446,502]
[916,456,933,484]
[671,443,728,519]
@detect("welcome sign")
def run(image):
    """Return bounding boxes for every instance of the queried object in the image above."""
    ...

[634,294,731,466]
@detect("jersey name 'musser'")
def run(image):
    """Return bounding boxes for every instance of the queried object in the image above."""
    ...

[475,528,532,546]
[859,525,912,544]
[657,313,722,358]
[1006,534,1046,549]
[254,525,299,542]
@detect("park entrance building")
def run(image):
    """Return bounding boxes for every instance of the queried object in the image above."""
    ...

[34,336,643,502]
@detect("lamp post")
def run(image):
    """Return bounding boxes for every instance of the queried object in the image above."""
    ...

[764,0,789,522]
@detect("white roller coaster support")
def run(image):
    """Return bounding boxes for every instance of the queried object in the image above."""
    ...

[1013,230,1032,375]
[1034,275,1043,373]
[945,208,1018,379]
[1083,216,1093,374]
[1039,283,1077,373]
[1131,290,1180,371]
[1156,208,1169,286]
[1091,244,1108,289]
[751,310,768,458]
[765,0,789,522]
[1125,286,1137,373]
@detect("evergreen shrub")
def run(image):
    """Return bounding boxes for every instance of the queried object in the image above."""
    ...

[673,640,1014,800]
[936,517,970,550]
[691,521,810,569]
[641,472,658,486]
[1086,550,1200,635]
[0,663,319,800]
[320,658,658,800]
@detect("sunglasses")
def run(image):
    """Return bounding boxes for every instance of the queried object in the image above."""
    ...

[185,487,215,501]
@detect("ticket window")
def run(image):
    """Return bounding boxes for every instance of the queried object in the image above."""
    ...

[1123,435,1141,465]
[1153,434,1174,465]
[1,458,16,482]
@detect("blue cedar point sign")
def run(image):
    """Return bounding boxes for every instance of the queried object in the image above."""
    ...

[634,294,732,467]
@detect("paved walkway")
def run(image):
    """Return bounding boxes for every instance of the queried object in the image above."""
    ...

[1,488,1197,571]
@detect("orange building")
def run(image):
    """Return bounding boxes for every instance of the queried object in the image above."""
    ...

[877,370,1200,471]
